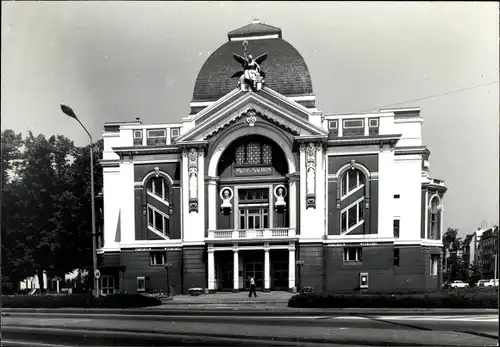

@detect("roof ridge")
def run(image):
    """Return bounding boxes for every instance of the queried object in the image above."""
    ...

[228,20,282,39]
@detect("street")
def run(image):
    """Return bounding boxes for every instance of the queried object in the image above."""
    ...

[2,311,498,347]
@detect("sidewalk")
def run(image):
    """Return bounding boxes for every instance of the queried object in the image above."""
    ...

[160,291,293,305]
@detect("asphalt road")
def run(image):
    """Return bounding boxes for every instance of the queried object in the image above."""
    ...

[2,312,499,347]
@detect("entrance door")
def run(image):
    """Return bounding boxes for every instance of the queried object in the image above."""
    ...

[217,262,233,291]
[272,261,289,290]
[245,262,263,289]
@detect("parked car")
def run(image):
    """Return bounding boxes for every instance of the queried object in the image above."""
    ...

[449,280,469,288]
[485,279,499,287]
[476,279,490,287]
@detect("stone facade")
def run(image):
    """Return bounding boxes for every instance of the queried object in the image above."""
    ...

[98,21,446,295]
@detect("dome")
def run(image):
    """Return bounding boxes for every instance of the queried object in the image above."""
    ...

[191,20,314,109]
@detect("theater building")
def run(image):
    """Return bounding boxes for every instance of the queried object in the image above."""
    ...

[98,20,447,295]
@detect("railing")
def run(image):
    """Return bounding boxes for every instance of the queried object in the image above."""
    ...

[207,228,296,240]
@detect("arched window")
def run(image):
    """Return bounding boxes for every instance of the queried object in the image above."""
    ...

[428,197,441,240]
[235,143,273,166]
[341,169,365,197]
[339,168,366,234]
[146,176,171,237]
[147,177,170,203]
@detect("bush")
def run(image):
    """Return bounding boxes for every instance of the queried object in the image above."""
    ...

[2,293,162,309]
[288,288,498,309]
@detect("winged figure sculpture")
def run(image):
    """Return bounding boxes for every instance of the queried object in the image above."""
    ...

[232,50,268,92]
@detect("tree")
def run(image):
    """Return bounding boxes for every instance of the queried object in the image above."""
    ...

[442,227,463,282]
[1,130,33,290]
[2,130,104,291]
[1,129,23,187]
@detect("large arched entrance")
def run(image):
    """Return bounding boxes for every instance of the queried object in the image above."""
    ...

[207,132,298,292]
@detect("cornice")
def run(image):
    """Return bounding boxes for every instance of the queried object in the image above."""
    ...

[327,134,402,147]
[112,145,182,157]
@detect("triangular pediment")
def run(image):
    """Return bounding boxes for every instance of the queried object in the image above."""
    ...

[177,87,327,143]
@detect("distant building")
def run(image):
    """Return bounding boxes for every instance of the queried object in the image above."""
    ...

[478,225,499,278]
[462,227,487,269]
[98,20,447,295]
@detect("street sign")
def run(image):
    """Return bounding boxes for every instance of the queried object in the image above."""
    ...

[165,263,173,268]
[94,269,101,279]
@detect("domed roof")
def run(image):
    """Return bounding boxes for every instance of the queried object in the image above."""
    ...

[191,20,314,105]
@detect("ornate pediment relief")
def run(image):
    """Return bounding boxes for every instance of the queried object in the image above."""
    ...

[177,89,327,144]
[202,108,302,140]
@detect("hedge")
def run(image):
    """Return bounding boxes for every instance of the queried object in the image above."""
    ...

[2,293,162,309]
[288,288,499,309]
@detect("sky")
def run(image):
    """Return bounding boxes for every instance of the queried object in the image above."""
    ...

[2,1,499,237]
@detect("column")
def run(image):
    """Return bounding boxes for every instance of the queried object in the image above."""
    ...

[289,243,296,291]
[233,248,239,292]
[264,244,270,292]
[208,247,215,292]
[289,178,296,230]
[208,179,217,230]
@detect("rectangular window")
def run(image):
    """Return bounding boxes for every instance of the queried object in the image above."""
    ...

[150,252,166,266]
[369,118,379,127]
[393,219,400,238]
[238,207,269,229]
[170,127,180,139]
[328,120,338,129]
[101,275,115,295]
[343,119,364,128]
[147,206,169,235]
[147,129,167,145]
[137,277,146,292]
[358,203,364,221]
[393,248,400,267]
[148,208,154,227]
[430,255,439,275]
[341,176,348,196]
[344,247,362,262]
[394,194,400,199]
[341,212,347,232]
[147,129,166,138]
[239,209,245,229]
[348,205,357,228]
[165,217,170,236]
[348,170,358,191]
[134,130,143,138]
[154,211,164,231]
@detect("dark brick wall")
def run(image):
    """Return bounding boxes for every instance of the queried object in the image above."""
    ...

[119,249,183,294]
[325,245,393,292]
[100,252,121,267]
[328,178,339,235]
[183,246,206,293]
[393,246,427,292]
[298,244,324,291]
[323,244,438,293]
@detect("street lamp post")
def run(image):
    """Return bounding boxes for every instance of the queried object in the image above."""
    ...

[60,104,99,298]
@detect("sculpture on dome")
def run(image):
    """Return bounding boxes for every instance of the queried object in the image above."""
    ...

[232,41,268,92]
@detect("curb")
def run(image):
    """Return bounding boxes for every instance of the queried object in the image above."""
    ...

[2,307,497,316]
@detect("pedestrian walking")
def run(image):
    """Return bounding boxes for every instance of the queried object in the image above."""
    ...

[248,276,257,297]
